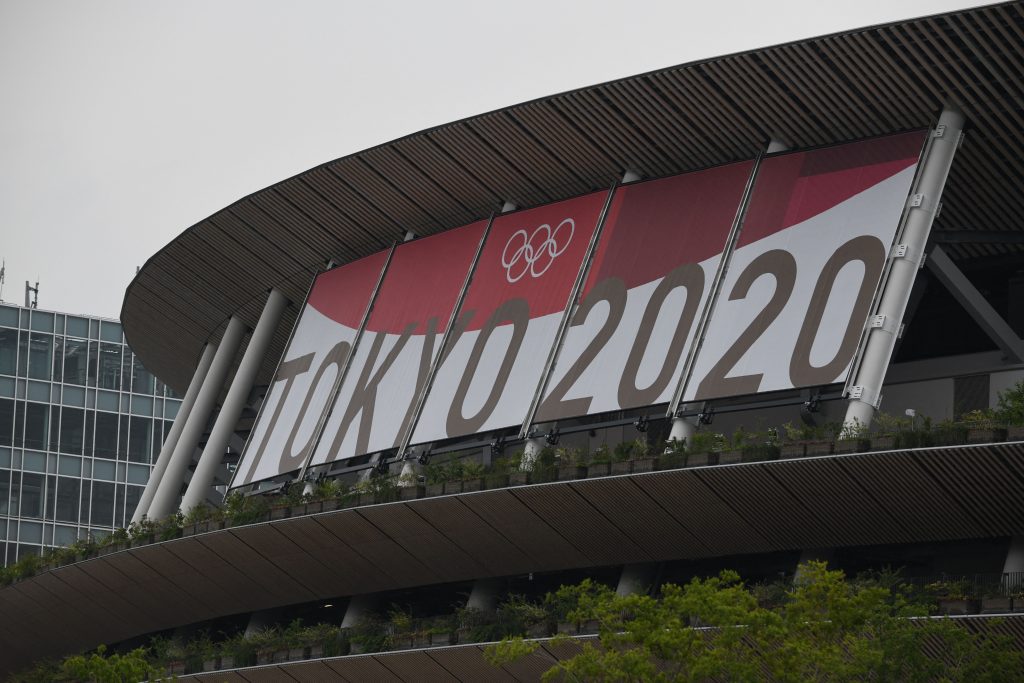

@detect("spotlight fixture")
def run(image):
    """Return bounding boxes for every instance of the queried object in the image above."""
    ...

[697,403,715,426]
[544,428,560,446]
[633,415,649,433]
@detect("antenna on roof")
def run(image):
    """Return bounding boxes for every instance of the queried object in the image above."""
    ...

[0,260,5,302]
[25,280,39,309]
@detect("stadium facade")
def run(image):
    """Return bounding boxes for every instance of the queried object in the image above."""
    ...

[0,302,181,565]
[2,2,1024,679]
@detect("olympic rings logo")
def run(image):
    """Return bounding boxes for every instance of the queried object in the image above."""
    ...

[500,218,575,284]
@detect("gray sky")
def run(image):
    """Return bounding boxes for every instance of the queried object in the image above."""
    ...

[0,0,991,319]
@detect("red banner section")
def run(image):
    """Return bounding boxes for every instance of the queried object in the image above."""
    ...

[684,131,926,401]
[309,220,487,465]
[536,161,754,421]
[412,191,609,444]
[234,251,389,485]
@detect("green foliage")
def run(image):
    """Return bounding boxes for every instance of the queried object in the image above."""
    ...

[59,645,158,683]
[995,380,1024,426]
[222,491,269,525]
[487,561,1023,683]
[685,430,724,454]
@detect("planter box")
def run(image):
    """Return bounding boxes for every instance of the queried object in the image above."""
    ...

[937,598,980,615]
[508,471,530,486]
[579,619,600,635]
[1008,426,1024,441]
[833,438,870,455]
[202,658,219,672]
[657,454,686,471]
[357,492,377,507]
[527,622,550,638]
[870,435,897,451]
[556,621,577,635]
[168,661,186,676]
[181,524,198,538]
[981,596,1013,613]
[587,463,611,478]
[270,505,291,521]
[461,478,484,493]
[803,440,833,456]
[443,480,464,495]
[430,631,454,647]
[130,535,155,548]
[389,635,415,651]
[718,450,742,465]
[303,500,324,515]
[610,460,632,475]
[288,646,306,661]
[631,457,657,473]
[425,483,446,497]
[321,498,341,512]
[558,465,587,481]
[398,485,424,501]
[97,543,122,557]
[413,634,432,648]
[780,442,805,458]
[484,474,510,489]
[967,427,1007,444]
[686,452,711,467]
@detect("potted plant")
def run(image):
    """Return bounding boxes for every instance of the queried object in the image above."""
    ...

[429,613,457,646]
[870,412,906,451]
[506,452,530,487]
[996,380,1024,440]
[530,446,558,483]
[741,426,780,462]
[557,447,587,480]
[781,421,831,457]
[685,430,723,466]
[658,437,687,470]
[586,444,611,478]
[460,459,487,492]
[961,409,1007,444]
[833,418,871,454]
[387,607,415,650]
[611,440,642,474]
[127,517,157,547]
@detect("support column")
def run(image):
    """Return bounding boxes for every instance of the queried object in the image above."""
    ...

[466,578,502,612]
[180,290,287,513]
[845,108,963,431]
[148,316,247,520]
[522,436,545,470]
[668,417,694,450]
[132,343,217,523]
[341,594,376,629]
[616,564,656,596]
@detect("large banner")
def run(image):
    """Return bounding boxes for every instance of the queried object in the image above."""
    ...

[535,162,754,422]
[308,221,487,466]
[411,191,610,445]
[234,252,388,486]
[682,131,926,402]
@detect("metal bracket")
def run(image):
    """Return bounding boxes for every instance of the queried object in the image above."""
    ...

[935,201,943,219]
[848,386,865,399]
[870,314,886,329]
[910,193,924,208]
[933,124,946,138]
[893,244,909,258]
[544,428,560,446]
[633,415,649,433]
[898,323,906,340]
[919,253,928,269]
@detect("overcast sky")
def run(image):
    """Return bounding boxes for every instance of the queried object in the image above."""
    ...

[0,0,991,319]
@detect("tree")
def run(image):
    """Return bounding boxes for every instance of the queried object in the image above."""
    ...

[486,562,1021,682]
[58,645,158,683]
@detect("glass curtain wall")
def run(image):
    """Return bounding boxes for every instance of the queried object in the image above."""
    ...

[0,303,182,565]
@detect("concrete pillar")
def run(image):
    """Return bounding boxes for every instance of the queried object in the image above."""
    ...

[131,343,217,523]
[1003,537,1024,596]
[148,316,246,520]
[341,594,376,629]
[522,437,545,470]
[766,138,790,153]
[845,108,963,431]
[668,417,695,451]
[467,578,502,612]
[621,170,641,184]
[180,290,287,513]
[617,564,656,596]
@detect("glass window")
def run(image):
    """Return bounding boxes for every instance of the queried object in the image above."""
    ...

[126,464,149,485]
[0,470,9,515]
[114,483,126,528]
[79,480,90,524]
[152,420,166,459]
[59,407,84,455]
[51,336,63,383]
[92,459,115,481]
[13,401,24,446]
[0,398,12,446]
[54,525,76,546]
[86,342,98,386]
[0,328,17,376]
[19,522,43,544]
[54,315,64,335]
[29,311,53,333]
[90,481,115,527]
[23,403,48,450]
[66,316,88,337]
[0,446,10,467]
[88,319,99,340]
[62,337,89,386]
[20,472,43,518]
[22,450,45,473]
[131,357,155,395]
[125,485,143,522]
[97,343,121,390]
[27,333,52,380]
[58,455,81,477]
[165,399,181,420]
[130,394,153,416]
[27,380,48,403]
[94,412,118,459]
[0,376,13,397]
[96,389,117,412]
[9,471,20,514]
[45,474,56,519]
[16,331,27,376]
[100,321,122,343]
[0,305,17,327]
[128,417,152,463]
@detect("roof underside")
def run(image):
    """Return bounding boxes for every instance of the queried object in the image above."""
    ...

[121,2,1024,392]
